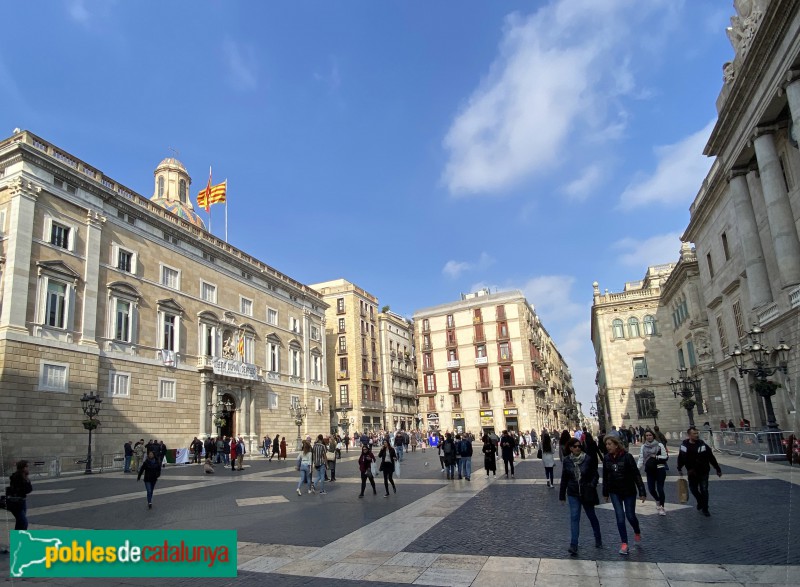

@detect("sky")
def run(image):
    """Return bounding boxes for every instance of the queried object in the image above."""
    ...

[0,0,735,413]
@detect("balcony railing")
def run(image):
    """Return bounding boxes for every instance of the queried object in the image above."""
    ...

[337,348,348,355]
[498,354,513,364]
[473,333,485,343]
[337,370,349,379]
[500,379,514,388]
[474,356,488,366]
[475,381,491,390]
[473,316,483,324]
[446,338,458,348]
[446,360,460,369]
[362,370,371,380]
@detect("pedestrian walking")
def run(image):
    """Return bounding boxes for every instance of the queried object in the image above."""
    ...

[540,432,556,487]
[280,437,287,460]
[327,435,338,482]
[677,426,722,517]
[295,440,313,495]
[377,439,397,497]
[637,430,669,516]
[482,434,497,477]
[132,439,145,474]
[559,438,602,556]
[235,437,245,470]
[559,430,572,458]
[270,434,280,461]
[312,434,328,494]
[230,437,238,472]
[441,433,457,480]
[6,460,33,530]
[357,444,377,497]
[458,433,473,480]
[137,450,162,509]
[602,436,646,555]
[500,430,515,479]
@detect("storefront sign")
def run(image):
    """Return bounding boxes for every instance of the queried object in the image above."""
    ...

[479,410,493,417]
[427,412,439,420]
[503,409,518,416]
[212,358,259,381]
[480,416,494,426]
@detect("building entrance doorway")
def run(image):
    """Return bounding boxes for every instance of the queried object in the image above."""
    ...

[219,393,236,438]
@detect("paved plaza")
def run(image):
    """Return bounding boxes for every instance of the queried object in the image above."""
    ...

[1,447,799,586]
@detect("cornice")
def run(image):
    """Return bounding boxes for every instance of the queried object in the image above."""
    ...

[721,278,741,296]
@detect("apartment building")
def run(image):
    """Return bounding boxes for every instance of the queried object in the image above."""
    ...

[414,289,577,436]
[0,130,329,463]
[378,310,418,431]
[309,279,383,434]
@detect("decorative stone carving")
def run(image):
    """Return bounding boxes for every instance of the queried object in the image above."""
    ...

[723,61,736,85]
[726,0,767,58]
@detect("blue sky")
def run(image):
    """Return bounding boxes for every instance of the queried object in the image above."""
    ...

[0,1,734,412]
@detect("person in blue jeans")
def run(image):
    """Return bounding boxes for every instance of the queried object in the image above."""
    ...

[137,451,162,509]
[603,436,646,555]
[458,435,473,481]
[559,439,602,556]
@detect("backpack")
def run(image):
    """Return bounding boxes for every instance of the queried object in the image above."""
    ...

[443,440,454,456]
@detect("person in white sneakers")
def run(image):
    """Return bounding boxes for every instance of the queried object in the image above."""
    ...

[637,430,669,516]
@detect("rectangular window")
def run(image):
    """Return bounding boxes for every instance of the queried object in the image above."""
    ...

[501,366,514,386]
[504,389,513,404]
[338,337,347,352]
[243,335,255,364]
[446,314,454,328]
[422,318,429,331]
[476,344,487,358]
[716,315,728,351]
[721,232,730,261]
[449,371,460,390]
[268,392,278,410]
[39,362,68,392]
[425,373,436,392]
[109,372,130,397]
[161,265,179,289]
[290,317,300,334]
[706,253,714,278]
[115,300,131,341]
[732,301,745,340]
[158,379,176,402]
[635,391,656,419]
[338,318,346,333]
[339,357,348,371]
[632,357,648,379]
[481,391,489,405]
[290,349,300,376]
[162,314,176,350]
[240,297,253,316]
[50,222,70,249]
[312,355,321,380]
[337,298,345,313]
[339,385,349,405]
[267,308,278,325]
[499,342,510,360]
[677,348,686,369]
[117,249,133,273]
[201,282,217,304]
[686,340,696,367]
[362,384,369,400]
[46,281,67,328]
[479,367,489,386]
[268,343,279,372]
[311,325,320,341]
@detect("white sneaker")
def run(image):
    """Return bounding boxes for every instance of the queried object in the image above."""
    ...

[658,506,666,516]
[296,489,301,496]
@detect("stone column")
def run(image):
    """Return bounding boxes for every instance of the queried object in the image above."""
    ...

[247,386,256,450]
[729,170,773,308]
[199,374,209,437]
[785,71,800,146]
[753,128,800,288]
[80,211,105,347]
[0,179,40,333]
[240,388,248,440]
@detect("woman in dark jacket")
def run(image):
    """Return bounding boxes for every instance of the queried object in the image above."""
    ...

[377,440,397,497]
[137,450,162,509]
[603,436,646,555]
[481,434,497,477]
[7,460,33,530]
[559,439,602,556]
[499,430,515,478]
[357,444,377,497]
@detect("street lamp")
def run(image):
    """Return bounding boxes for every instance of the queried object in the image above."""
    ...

[80,392,102,475]
[289,403,308,451]
[338,406,350,437]
[207,395,233,437]
[730,325,791,434]
[646,408,660,428]
[668,367,701,427]
[589,402,598,419]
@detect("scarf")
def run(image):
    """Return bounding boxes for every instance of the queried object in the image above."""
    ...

[569,451,586,486]
[640,439,660,463]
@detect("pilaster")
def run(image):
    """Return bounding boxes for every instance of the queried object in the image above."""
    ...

[79,210,105,347]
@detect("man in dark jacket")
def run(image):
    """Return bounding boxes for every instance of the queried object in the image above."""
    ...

[123,441,134,472]
[458,434,473,481]
[677,426,722,517]
[7,460,33,529]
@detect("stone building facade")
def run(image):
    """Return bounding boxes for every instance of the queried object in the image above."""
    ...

[414,289,577,436]
[377,310,418,431]
[309,279,383,435]
[0,130,330,467]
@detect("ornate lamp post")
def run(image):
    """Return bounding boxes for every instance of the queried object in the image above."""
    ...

[207,395,233,438]
[730,325,791,434]
[289,403,308,451]
[338,406,350,438]
[646,408,660,428]
[668,367,701,427]
[80,392,102,475]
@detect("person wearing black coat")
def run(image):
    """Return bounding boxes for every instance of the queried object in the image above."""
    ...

[6,460,33,530]
[270,434,280,461]
[499,430,515,478]
[137,450,162,509]
[559,439,602,556]
[603,436,645,555]
[481,435,497,477]
[377,440,397,497]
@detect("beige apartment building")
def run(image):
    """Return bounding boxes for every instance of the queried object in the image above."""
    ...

[0,130,330,467]
[414,289,577,436]
[309,279,383,435]
[378,310,418,431]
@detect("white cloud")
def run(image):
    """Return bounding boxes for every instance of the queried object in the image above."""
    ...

[562,164,605,201]
[442,252,494,279]
[224,40,258,91]
[613,232,682,268]
[441,0,668,196]
[618,119,715,209]
[520,275,585,324]
[67,0,90,25]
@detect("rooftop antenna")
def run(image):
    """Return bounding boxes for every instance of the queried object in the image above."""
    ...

[168,146,180,158]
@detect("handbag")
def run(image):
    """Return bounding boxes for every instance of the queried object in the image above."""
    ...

[580,485,600,506]
[536,448,542,459]
[370,461,378,478]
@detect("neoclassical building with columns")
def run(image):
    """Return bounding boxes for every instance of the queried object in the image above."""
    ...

[0,130,330,467]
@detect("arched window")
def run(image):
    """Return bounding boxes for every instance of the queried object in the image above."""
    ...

[158,175,165,198]
[612,319,624,339]
[628,317,640,338]
[179,179,187,203]
[643,315,656,335]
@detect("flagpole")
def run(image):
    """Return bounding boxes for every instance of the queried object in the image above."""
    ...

[225,179,228,243]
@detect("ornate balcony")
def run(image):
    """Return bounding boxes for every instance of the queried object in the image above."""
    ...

[498,354,513,365]
[474,356,488,366]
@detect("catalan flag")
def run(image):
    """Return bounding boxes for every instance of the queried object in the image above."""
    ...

[197,178,227,210]
[237,331,245,358]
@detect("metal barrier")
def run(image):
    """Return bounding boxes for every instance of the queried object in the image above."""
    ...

[712,430,793,462]
[10,457,60,478]
[100,453,126,472]
[58,454,93,475]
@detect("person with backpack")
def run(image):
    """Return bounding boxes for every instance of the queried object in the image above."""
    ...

[458,434,473,481]
[442,432,457,480]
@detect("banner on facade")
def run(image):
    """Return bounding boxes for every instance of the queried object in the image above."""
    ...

[503,409,518,416]
[211,358,259,381]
